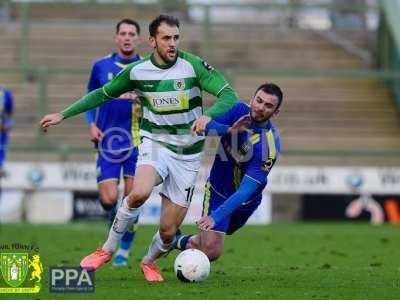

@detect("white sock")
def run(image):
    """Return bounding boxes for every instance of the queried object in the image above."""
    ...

[142,231,173,264]
[102,197,139,254]
[115,248,129,258]
[115,216,139,258]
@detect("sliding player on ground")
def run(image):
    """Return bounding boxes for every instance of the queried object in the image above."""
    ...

[175,83,282,262]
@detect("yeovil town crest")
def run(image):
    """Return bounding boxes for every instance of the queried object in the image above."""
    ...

[0,252,42,293]
[174,79,185,91]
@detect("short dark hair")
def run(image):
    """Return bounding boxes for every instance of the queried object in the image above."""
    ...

[116,18,141,35]
[255,83,283,110]
[149,14,180,37]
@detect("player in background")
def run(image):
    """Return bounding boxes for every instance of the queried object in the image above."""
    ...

[39,14,238,282]
[0,86,15,178]
[174,83,282,262]
[85,19,142,266]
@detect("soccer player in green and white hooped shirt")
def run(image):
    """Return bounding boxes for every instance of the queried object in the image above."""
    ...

[40,15,238,282]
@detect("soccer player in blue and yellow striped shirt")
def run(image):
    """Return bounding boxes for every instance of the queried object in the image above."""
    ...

[176,83,282,262]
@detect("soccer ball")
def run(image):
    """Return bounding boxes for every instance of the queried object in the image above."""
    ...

[174,249,210,282]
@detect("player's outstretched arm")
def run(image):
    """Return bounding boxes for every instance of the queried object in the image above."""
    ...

[40,64,135,132]
[193,114,252,136]
[191,84,237,134]
[194,59,237,118]
[185,52,238,131]
[40,113,64,132]
[39,88,107,132]
[198,176,260,231]
[204,85,237,119]
[229,114,252,134]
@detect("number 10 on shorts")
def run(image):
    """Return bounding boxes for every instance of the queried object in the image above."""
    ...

[185,187,195,204]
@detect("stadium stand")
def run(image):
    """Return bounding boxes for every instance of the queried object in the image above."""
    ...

[0,2,399,166]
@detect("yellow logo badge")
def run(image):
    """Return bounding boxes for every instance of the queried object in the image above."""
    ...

[0,251,42,294]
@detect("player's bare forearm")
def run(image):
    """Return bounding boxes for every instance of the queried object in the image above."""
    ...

[39,113,64,132]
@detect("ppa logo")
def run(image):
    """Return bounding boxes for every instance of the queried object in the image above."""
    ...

[49,267,94,293]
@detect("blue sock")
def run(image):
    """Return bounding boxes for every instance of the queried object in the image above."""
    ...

[120,230,135,250]
[116,222,138,258]
[175,235,192,251]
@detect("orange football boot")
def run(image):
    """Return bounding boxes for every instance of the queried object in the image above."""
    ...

[80,248,111,271]
[140,261,164,282]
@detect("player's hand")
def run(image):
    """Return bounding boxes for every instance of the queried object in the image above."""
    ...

[39,113,64,132]
[229,114,252,134]
[191,116,211,135]
[197,216,215,231]
[119,91,141,105]
[89,123,103,143]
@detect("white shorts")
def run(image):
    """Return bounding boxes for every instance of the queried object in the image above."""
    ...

[137,138,202,208]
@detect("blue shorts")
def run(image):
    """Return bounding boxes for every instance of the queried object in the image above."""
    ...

[96,148,138,183]
[202,180,261,235]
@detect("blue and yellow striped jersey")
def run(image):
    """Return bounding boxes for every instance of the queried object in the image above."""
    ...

[85,53,141,152]
[208,102,281,202]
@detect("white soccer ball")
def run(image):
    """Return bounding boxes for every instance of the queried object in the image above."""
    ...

[174,249,210,282]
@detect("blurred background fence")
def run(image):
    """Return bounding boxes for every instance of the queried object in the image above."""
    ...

[0,0,399,166]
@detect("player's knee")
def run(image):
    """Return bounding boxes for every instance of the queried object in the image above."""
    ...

[158,225,176,244]
[99,190,117,207]
[126,188,151,207]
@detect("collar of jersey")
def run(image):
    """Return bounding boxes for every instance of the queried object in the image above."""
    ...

[150,53,177,69]
[250,120,272,132]
[114,53,140,65]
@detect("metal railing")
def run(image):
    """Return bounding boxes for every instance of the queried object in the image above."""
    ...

[378,0,400,110]
[4,0,380,75]
[3,65,400,161]
[1,0,400,161]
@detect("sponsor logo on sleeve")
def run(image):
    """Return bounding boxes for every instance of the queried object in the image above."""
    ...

[202,61,214,71]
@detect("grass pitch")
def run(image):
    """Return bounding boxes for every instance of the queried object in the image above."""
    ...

[0,222,399,300]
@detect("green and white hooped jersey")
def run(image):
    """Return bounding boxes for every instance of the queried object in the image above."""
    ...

[102,50,234,156]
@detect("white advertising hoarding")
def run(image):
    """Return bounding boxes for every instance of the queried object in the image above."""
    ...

[3,162,400,194]
[2,162,400,224]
